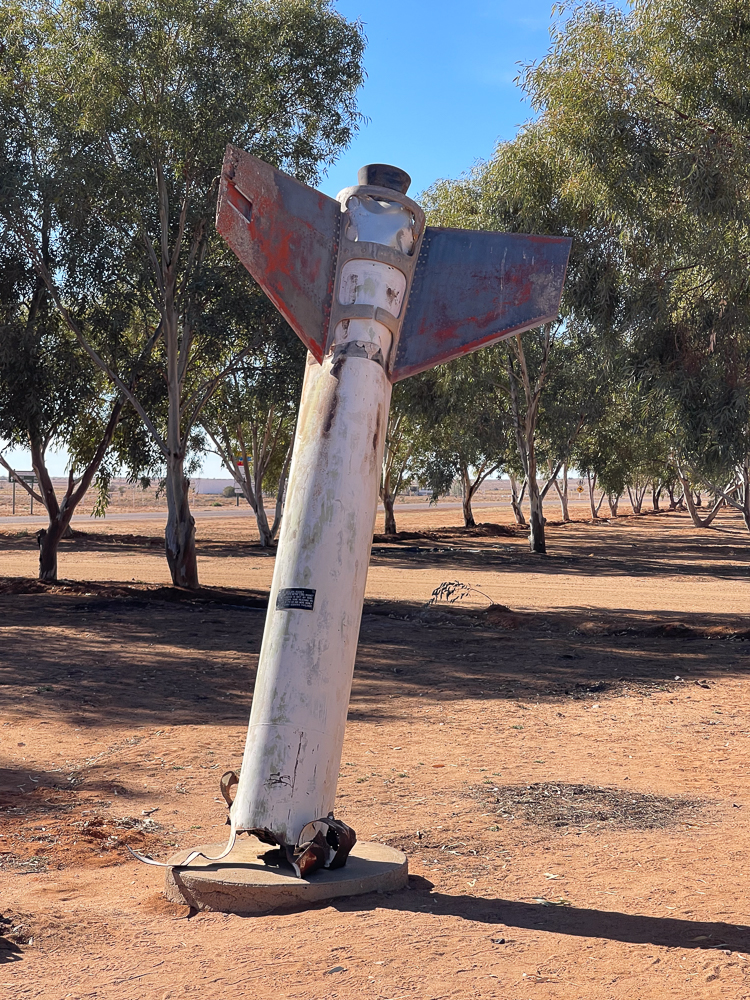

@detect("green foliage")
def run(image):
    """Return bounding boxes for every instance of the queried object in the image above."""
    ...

[418,150,612,539]
[0,205,124,516]
[0,0,365,582]
[201,322,303,544]
[381,386,429,491]
[520,0,750,495]
[203,325,303,496]
[402,350,511,503]
[0,315,97,457]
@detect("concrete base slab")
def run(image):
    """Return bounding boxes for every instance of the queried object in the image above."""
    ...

[164,838,408,915]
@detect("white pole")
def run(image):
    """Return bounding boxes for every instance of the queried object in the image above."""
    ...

[231,181,412,849]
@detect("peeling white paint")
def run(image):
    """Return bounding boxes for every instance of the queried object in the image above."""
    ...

[232,188,404,846]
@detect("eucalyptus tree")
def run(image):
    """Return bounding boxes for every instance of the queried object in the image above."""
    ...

[379,382,429,535]
[521,0,750,531]
[1,0,365,587]
[420,124,618,551]
[0,266,126,581]
[201,320,304,547]
[405,351,511,528]
[573,380,682,518]
[0,13,145,582]
[573,385,637,517]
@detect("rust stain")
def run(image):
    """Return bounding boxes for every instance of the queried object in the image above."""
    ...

[322,381,341,436]
[392,227,571,382]
[372,405,381,452]
[226,181,252,222]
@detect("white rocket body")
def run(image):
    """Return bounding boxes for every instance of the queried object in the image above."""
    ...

[231,192,411,845]
[127,153,571,875]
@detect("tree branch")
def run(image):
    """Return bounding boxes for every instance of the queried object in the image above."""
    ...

[11,223,168,456]
[0,452,44,505]
[180,346,256,449]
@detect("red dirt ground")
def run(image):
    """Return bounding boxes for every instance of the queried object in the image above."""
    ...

[3,508,750,998]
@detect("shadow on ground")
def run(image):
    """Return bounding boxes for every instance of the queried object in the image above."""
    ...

[2,510,749,581]
[0,586,748,730]
[337,880,750,953]
[0,915,24,965]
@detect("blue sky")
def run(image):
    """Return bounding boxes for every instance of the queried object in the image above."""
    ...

[321,0,560,200]
[5,0,564,479]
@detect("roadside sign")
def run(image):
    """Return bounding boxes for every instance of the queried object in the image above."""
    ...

[8,470,38,515]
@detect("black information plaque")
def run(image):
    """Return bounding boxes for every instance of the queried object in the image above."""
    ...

[276,587,316,611]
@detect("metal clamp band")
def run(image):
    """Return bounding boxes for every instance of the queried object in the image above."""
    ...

[330,302,401,336]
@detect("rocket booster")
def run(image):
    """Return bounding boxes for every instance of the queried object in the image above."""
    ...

[211,148,571,877]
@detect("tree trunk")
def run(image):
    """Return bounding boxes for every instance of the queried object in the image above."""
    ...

[586,472,599,519]
[678,469,723,528]
[509,475,527,526]
[380,457,398,535]
[268,437,294,543]
[627,486,642,514]
[253,410,293,548]
[16,399,125,583]
[206,417,293,550]
[36,516,71,582]
[383,493,397,534]
[460,466,476,528]
[462,492,476,528]
[527,476,546,553]
[741,469,750,532]
[607,493,620,517]
[505,329,553,554]
[652,482,662,511]
[37,512,77,581]
[30,493,89,583]
[255,497,274,547]
[165,457,198,588]
[697,461,750,530]
[552,462,570,521]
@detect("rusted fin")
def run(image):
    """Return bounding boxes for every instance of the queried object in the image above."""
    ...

[390,227,572,381]
[322,815,357,870]
[216,145,340,363]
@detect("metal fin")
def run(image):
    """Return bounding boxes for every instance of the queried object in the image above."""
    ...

[216,145,340,363]
[286,814,357,878]
[390,227,572,381]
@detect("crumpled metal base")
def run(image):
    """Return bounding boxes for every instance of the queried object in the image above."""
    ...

[127,770,357,878]
[282,814,357,878]
[126,816,238,868]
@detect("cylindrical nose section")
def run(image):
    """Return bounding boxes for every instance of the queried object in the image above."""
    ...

[231,348,392,844]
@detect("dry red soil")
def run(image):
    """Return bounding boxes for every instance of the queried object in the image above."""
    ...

[2,508,750,998]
